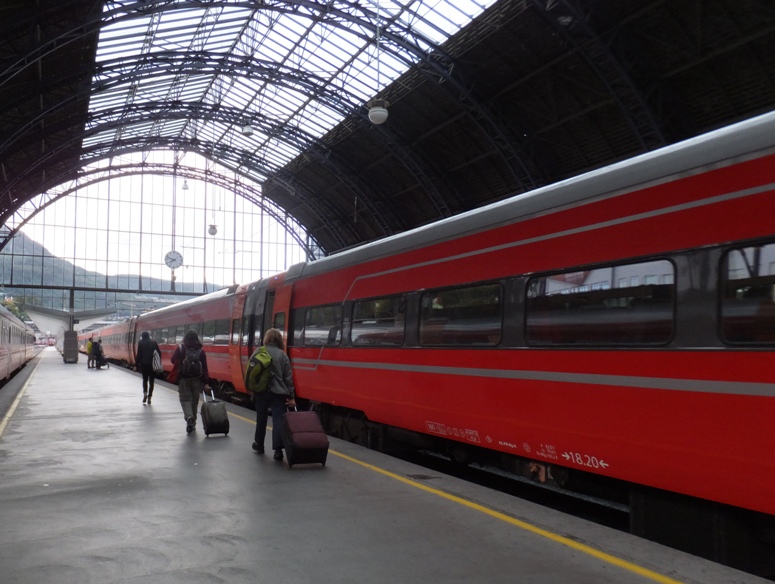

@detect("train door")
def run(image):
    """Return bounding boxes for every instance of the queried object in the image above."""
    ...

[262,290,275,336]
[232,282,292,393]
[228,289,248,387]
[268,284,292,340]
[239,285,266,376]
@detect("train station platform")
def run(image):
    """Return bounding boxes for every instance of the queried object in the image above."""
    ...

[0,347,767,584]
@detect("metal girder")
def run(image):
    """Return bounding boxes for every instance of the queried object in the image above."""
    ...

[4,47,448,239]
[532,0,666,151]
[1,1,538,234]
[2,100,368,247]
[89,50,443,232]
[0,161,321,258]
[1,134,357,254]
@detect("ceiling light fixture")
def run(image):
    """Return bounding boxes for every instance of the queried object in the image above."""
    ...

[367,99,389,124]
[367,3,389,125]
[241,124,254,136]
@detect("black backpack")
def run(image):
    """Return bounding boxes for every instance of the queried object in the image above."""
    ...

[179,345,202,378]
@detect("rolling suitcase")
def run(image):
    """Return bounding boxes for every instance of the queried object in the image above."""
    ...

[200,389,230,436]
[281,409,329,467]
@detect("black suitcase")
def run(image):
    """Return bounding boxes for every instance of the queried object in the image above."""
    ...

[281,409,329,467]
[200,390,229,436]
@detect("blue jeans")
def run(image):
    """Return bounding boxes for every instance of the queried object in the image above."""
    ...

[253,391,288,450]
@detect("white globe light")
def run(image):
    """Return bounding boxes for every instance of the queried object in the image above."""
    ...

[367,99,390,125]
[368,106,389,124]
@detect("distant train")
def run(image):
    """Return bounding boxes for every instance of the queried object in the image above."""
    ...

[0,305,37,382]
[83,111,775,572]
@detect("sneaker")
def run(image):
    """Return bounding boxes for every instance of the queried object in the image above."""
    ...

[147,395,152,405]
[186,417,195,434]
[273,449,283,461]
[252,442,265,454]
[143,393,147,404]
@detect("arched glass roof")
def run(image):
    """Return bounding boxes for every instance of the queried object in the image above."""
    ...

[89,1,498,184]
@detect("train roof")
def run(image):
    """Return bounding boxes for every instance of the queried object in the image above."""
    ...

[134,284,239,320]
[291,109,775,281]
[0,303,35,333]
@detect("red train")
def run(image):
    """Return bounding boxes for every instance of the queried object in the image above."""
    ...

[84,111,775,571]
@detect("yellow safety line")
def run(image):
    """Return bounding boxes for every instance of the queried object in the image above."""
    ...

[229,411,256,424]
[330,449,685,584]
[174,387,682,583]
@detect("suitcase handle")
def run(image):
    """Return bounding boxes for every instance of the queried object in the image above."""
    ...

[202,388,217,402]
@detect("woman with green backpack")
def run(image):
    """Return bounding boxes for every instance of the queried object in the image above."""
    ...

[248,328,296,459]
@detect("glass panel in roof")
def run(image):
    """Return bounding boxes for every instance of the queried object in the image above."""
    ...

[91,0,499,192]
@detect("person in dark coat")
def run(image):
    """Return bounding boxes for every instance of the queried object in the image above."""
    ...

[135,331,161,405]
[253,328,296,460]
[91,339,103,368]
[170,329,209,434]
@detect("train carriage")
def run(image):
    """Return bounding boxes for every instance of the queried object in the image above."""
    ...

[276,111,775,519]
[91,319,135,366]
[0,304,37,381]
[135,285,244,392]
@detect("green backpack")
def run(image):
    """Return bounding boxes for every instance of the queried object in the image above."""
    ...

[245,346,273,392]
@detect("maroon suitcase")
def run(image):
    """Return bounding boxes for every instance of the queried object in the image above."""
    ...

[281,410,329,467]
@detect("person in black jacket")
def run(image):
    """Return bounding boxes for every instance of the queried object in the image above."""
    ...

[135,331,161,405]
[91,339,103,368]
[170,330,209,434]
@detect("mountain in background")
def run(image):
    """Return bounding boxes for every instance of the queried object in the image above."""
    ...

[1,231,204,312]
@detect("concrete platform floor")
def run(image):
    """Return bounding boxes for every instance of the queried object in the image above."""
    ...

[0,347,767,584]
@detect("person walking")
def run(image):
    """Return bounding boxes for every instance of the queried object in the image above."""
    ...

[91,339,103,368]
[86,338,94,369]
[170,329,208,434]
[135,331,161,405]
[252,328,296,460]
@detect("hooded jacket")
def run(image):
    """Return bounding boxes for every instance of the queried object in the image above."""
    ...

[170,333,209,381]
[137,333,161,369]
[265,342,295,398]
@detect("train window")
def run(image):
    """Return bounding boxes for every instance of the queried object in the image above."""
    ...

[720,242,775,344]
[351,295,406,346]
[202,321,216,345]
[289,308,305,346]
[231,319,240,345]
[241,315,252,346]
[214,319,230,345]
[420,283,502,346]
[526,259,675,345]
[160,328,169,344]
[303,305,342,346]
